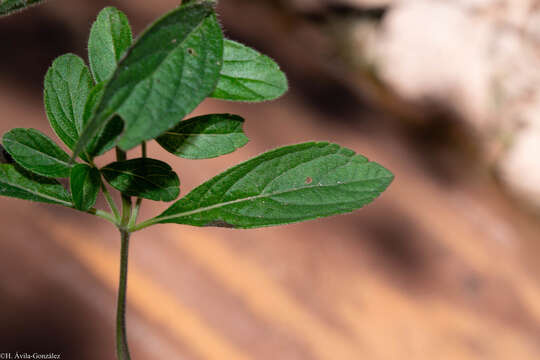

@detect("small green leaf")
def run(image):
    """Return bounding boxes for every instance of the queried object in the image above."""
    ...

[156,114,248,159]
[3,128,72,178]
[155,142,393,228]
[70,164,100,211]
[88,6,133,83]
[74,1,224,158]
[0,0,45,16]
[101,158,180,201]
[83,82,124,156]
[0,163,72,206]
[211,39,288,102]
[44,54,93,150]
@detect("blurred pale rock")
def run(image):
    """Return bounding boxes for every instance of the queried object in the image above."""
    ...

[370,0,540,208]
[293,0,540,209]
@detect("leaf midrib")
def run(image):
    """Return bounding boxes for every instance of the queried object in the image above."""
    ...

[5,138,70,167]
[157,171,391,223]
[0,169,72,206]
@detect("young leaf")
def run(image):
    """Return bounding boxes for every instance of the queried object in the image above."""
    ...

[83,82,124,156]
[44,54,94,149]
[74,1,224,158]
[154,142,393,228]
[0,163,72,206]
[0,0,44,17]
[101,158,180,202]
[70,164,100,211]
[210,39,288,102]
[3,128,72,178]
[156,114,248,159]
[88,6,133,83]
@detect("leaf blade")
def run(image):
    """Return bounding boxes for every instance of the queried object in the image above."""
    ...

[3,128,72,178]
[70,164,100,211]
[74,1,224,158]
[0,162,72,206]
[44,54,94,150]
[211,39,288,102]
[88,6,133,83]
[156,142,393,228]
[0,0,45,17]
[83,82,124,157]
[101,158,180,202]
[156,114,248,159]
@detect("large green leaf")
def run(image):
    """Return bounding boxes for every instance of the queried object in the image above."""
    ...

[70,164,100,211]
[156,114,248,159]
[0,163,72,206]
[88,6,133,83]
[3,128,72,178]
[44,54,94,150]
[210,39,288,102]
[0,0,44,16]
[74,1,224,158]
[101,158,180,201]
[83,82,124,157]
[154,142,393,228]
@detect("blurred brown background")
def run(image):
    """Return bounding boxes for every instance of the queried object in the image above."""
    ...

[1,0,540,359]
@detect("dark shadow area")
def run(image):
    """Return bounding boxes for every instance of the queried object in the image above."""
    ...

[399,103,483,186]
[0,283,87,358]
[346,205,444,288]
[0,11,77,93]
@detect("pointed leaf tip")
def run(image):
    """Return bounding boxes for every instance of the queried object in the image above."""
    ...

[156,142,393,228]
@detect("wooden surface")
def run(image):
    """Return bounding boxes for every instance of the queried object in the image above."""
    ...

[1,1,540,359]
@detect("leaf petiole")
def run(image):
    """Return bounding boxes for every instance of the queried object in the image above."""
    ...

[100,178,121,221]
[86,207,119,225]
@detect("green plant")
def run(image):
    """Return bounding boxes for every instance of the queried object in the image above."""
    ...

[0,1,393,359]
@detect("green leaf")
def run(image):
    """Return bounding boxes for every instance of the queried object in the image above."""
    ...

[70,164,100,211]
[0,163,72,206]
[74,1,224,158]
[3,128,72,178]
[211,39,288,102]
[44,54,94,150]
[156,114,248,159]
[101,158,180,201]
[83,82,124,156]
[155,142,393,228]
[0,0,45,16]
[88,6,133,83]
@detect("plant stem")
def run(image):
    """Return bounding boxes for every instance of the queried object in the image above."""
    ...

[141,141,147,158]
[115,146,133,360]
[116,147,132,227]
[129,142,145,227]
[116,229,131,360]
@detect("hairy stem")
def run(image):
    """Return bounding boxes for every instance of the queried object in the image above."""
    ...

[116,229,131,360]
[115,147,133,360]
[116,147,132,227]
[129,142,145,227]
